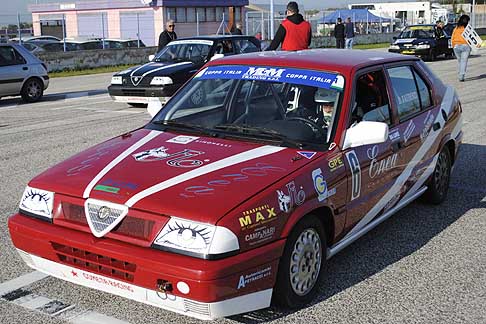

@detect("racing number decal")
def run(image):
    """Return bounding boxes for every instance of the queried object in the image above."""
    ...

[345,150,361,201]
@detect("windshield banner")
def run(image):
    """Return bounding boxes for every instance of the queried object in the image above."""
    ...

[195,66,344,91]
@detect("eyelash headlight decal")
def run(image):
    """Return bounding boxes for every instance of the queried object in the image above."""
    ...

[19,186,54,221]
[152,217,239,259]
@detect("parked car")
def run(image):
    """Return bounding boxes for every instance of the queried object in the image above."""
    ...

[0,43,49,102]
[62,39,103,51]
[388,24,453,60]
[108,35,261,107]
[8,49,462,319]
[104,38,146,49]
[10,35,62,43]
[21,40,64,54]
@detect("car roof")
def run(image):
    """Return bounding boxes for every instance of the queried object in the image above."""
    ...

[176,35,257,41]
[207,49,417,75]
[404,24,436,28]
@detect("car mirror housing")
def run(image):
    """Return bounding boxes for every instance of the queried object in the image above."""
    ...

[210,53,225,61]
[343,121,389,150]
[148,54,155,61]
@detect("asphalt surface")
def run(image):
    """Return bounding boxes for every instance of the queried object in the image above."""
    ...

[0,52,485,324]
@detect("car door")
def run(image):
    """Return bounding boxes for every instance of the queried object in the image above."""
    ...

[342,67,401,233]
[384,63,438,201]
[0,46,28,96]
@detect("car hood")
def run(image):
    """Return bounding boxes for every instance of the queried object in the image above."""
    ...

[117,61,195,78]
[394,38,434,45]
[30,128,317,223]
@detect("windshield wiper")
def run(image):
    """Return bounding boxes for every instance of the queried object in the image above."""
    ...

[152,120,217,136]
[214,124,305,148]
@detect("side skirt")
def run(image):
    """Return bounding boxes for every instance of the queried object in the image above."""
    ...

[326,186,428,259]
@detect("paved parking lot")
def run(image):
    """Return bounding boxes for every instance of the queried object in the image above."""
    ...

[0,52,485,324]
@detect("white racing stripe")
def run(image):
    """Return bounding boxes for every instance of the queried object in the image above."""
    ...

[125,146,286,207]
[343,86,457,239]
[0,271,48,296]
[130,61,192,86]
[83,130,161,198]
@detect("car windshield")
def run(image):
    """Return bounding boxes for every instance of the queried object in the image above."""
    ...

[399,26,435,39]
[151,65,345,148]
[155,40,213,64]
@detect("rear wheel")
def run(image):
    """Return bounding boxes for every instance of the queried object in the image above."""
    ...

[21,78,44,103]
[424,147,451,204]
[427,49,436,61]
[273,217,326,308]
[128,103,147,108]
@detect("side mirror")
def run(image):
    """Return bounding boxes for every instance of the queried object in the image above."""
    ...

[210,53,224,61]
[148,54,155,61]
[343,121,388,150]
[147,97,163,118]
[392,36,397,40]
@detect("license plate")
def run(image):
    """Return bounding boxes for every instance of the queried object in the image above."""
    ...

[402,50,415,54]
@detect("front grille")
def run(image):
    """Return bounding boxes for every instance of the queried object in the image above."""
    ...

[62,202,155,241]
[85,199,128,237]
[183,300,210,316]
[51,243,136,282]
[121,89,146,96]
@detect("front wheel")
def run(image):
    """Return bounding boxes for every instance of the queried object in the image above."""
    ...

[273,217,326,308]
[424,147,451,204]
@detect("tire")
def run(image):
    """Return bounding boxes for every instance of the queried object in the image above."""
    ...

[128,103,148,108]
[21,78,44,103]
[427,49,436,62]
[273,216,326,308]
[424,147,451,204]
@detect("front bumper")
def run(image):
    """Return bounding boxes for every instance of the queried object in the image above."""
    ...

[9,214,284,319]
[108,84,179,104]
[388,48,430,57]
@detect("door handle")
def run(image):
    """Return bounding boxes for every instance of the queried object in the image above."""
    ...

[22,66,28,70]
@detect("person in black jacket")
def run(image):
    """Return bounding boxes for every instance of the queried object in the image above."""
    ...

[157,20,177,53]
[334,18,345,49]
[232,23,243,35]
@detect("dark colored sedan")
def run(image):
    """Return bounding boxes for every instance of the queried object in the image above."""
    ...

[108,35,261,107]
[388,24,453,61]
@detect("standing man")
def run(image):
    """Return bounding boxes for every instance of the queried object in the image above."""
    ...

[334,17,345,49]
[345,17,355,49]
[157,20,177,53]
[232,23,243,35]
[266,1,311,51]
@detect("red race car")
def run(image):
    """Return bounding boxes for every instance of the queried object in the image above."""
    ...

[9,49,462,320]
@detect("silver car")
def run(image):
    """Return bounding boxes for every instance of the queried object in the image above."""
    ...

[0,43,49,102]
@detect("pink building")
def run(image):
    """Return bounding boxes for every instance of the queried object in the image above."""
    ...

[29,0,248,46]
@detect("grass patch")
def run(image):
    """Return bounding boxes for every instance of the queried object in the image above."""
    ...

[49,64,138,78]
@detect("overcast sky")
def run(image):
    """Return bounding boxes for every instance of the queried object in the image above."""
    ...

[1,0,411,24]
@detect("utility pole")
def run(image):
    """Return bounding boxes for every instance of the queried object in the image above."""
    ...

[270,0,274,38]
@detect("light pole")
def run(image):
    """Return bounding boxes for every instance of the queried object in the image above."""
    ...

[270,0,274,38]
[472,0,476,28]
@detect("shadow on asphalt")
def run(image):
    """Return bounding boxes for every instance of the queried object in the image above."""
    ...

[230,143,486,323]
[466,74,486,81]
[0,89,108,108]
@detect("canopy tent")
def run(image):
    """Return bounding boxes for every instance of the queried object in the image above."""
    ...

[319,9,391,24]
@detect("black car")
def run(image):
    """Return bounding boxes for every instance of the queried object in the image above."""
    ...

[108,35,261,107]
[388,24,453,61]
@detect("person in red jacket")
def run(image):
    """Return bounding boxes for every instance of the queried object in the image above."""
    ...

[266,2,311,51]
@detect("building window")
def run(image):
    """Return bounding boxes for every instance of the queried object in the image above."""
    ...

[176,8,186,23]
[187,8,196,23]
[206,8,216,22]
[235,7,242,22]
[166,8,176,21]
[196,8,206,22]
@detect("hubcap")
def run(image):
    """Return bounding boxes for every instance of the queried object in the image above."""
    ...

[434,151,449,197]
[27,81,41,99]
[289,228,322,296]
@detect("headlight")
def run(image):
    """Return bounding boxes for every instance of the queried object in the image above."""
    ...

[111,76,122,85]
[416,44,430,49]
[150,76,173,86]
[152,217,239,259]
[389,45,399,50]
[19,186,54,221]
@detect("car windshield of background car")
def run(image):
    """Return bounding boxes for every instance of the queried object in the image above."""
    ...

[155,40,213,64]
[399,26,435,39]
[152,65,345,147]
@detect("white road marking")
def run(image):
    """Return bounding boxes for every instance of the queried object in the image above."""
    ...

[69,311,131,324]
[0,271,48,296]
[50,99,114,110]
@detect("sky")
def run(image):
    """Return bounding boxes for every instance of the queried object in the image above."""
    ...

[0,0,411,24]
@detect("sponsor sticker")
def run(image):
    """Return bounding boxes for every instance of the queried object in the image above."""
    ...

[194,139,232,148]
[94,184,120,194]
[297,151,317,159]
[367,145,398,179]
[277,181,305,213]
[421,111,434,142]
[239,204,277,230]
[244,225,276,245]
[166,135,199,144]
[403,120,415,144]
[389,128,401,142]
[312,168,336,202]
[237,266,272,289]
[328,155,344,172]
[345,150,361,201]
[132,146,204,167]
